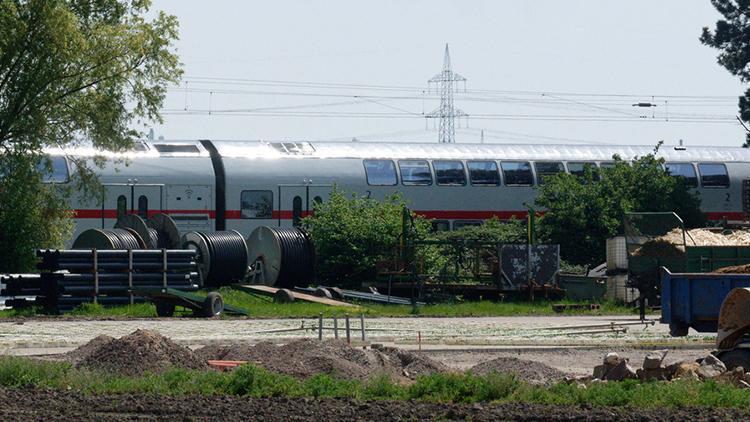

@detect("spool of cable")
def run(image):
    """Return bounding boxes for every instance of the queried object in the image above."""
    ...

[147,213,181,249]
[246,226,315,288]
[115,214,155,248]
[72,228,143,250]
[181,230,248,287]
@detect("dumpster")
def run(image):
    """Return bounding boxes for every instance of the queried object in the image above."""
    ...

[661,268,750,336]
[557,274,606,301]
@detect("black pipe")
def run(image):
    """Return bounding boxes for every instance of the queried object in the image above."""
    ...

[200,140,226,230]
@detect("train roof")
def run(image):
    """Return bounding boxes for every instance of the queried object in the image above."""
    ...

[52,139,750,162]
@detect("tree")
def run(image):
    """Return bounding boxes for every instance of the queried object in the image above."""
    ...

[535,147,704,266]
[0,0,181,271]
[303,188,431,288]
[700,0,750,146]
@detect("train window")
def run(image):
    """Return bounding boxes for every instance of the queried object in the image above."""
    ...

[241,190,273,218]
[399,160,432,185]
[292,196,302,226]
[468,161,500,186]
[665,163,698,188]
[567,162,600,181]
[453,220,482,230]
[363,160,397,186]
[599,162,615,169]
[138,195,148,219]
[698,163,729,188]
[501,161,533,186]
[431,220,450,232]
[116,195,127,220]
[534,162,565,185]
[434,161,466,186]
[38,156,69,183]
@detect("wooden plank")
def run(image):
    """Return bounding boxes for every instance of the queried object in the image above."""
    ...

[234,284,359,307]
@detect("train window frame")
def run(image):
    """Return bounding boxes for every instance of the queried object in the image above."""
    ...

[453,220,483,230]
[433,160,467,186]
[500,161,534,187]
[39,156,70,183]
[665,162,699,188]
[398,160,433,186]
[431,220,451,232]
[534,161,565,185]
[240,190,274,219]
[363,159,398,186]
[467,160,501,186]
[567,161,600,180]
[698,163,730,188]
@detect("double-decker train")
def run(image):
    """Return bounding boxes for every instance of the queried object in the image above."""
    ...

[43,139,750,243]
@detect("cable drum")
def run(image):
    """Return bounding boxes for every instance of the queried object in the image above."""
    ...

[72,228,144,250]
[146,228,160,250]
[181,230,248,287]
[246,226,315,288]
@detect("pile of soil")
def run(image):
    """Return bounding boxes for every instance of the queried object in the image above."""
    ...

[714,263,750,274]
[195,339,445,380]
[74,329,207,376]
[469,357,568,384]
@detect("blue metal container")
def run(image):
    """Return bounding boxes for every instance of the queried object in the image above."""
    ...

[661,268,750,336]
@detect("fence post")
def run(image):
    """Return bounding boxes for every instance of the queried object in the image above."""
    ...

[345,315,351,344]
[360,313,366,341]
[318,312,323,340]
[333,316,339,339]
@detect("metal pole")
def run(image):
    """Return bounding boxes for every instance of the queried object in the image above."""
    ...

[333,316,339,339]
[128,249,134,305]
[345,315,351,344]
[318,313,323,340]
[93,248,98,305]
[360,314,366,341]
[162,248,167,288]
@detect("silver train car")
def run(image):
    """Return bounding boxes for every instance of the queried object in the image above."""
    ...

[43,140,750,242]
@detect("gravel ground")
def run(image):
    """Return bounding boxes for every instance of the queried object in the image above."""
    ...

[0,316,711,351]
[0,388,744,421]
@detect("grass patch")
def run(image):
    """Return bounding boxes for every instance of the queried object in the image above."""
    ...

[0,288,639,318]
[0,357,747,408]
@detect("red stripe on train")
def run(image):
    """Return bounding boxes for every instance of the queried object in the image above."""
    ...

[73,209,748,221]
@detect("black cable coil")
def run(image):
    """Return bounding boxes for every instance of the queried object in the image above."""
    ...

[146,228,160,249]
[197,230,248,287]
[270,227,315,289]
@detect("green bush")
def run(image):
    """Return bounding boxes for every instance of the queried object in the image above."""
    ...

[303,187,430,287]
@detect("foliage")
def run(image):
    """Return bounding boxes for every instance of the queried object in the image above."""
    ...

[700,0,750,146]
[429,217,526,244]
[535,145,704,266]
[4,357,750,409]
[0,153,72,271]
[302,187,431,287]
[0,0,182,271]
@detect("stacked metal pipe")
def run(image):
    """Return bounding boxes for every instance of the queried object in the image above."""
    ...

[2,249,200,312]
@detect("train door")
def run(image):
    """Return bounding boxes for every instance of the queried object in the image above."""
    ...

[166,184,212,233]
[277,184,332,227]
[101,183,163,228]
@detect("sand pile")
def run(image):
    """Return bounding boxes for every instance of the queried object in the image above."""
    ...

[195,339,446,380]
[634,228,750,257]
[74,329,207,376]
[714,263,750,274]
[469,357,568,384]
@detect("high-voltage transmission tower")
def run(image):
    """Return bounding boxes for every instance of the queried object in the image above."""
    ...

[426,44,467,143]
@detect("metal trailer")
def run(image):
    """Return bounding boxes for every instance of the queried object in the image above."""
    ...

[660,268,750,336]
[137,287,249,317]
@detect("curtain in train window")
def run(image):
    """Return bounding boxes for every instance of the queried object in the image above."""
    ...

[292,196,302,226]
[534,162,564,185]
[665,163,698,188]
[468,161,500,186]
[138,195,148,218]
[363,160,397,186]
[698,163,729,188]
[434,161,466,186]
[241,190,273,218]
[116,195,127,220]
[399,160,432,185]
[501,162,533,186]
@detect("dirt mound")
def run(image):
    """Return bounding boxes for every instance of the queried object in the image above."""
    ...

[470,357,568,384]
[715,263,750,274]
[65,334,114,364]
[195,339,445,380]
[75,329,207,376]
[634,228,750,258]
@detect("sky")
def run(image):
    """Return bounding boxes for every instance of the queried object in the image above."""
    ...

[148,0,748,147]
